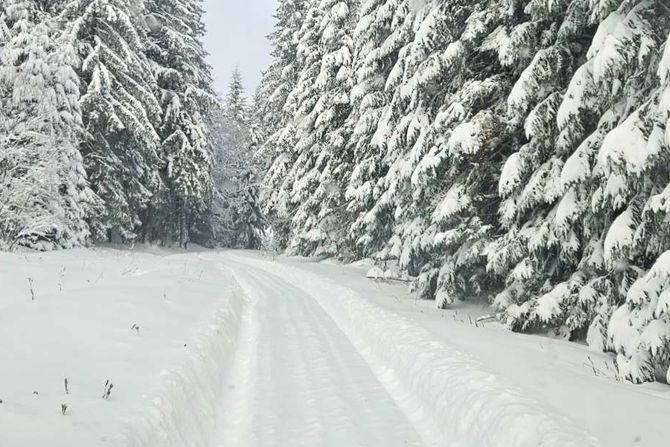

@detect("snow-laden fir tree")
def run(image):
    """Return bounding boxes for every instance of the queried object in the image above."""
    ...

[263,2,325,249]
[145,0,216,246]
[397,0,513,304]
[491,0,669,348]
[593,2,670,382]
[68,0,162,242]
[346,0,421,274]
[0,0,93,250]
[210,70,265,248]
[352,0,429,275]
[344,0,409,258]
[225,69,248,122]
[285,0,359,257]
[256,0,305,158]
[354,0,510,302]
[486,0,616,334]
[257,0,307,249]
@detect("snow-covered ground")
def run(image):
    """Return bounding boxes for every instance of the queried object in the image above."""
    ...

[0,248,244,447]
[1,248,668,446]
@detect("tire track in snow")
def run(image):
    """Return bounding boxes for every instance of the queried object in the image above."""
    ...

[222,253,601,447]
[214,259,426,447]
[209,265,260,446]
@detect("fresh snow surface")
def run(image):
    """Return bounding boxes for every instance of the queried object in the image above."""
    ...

[1,248,669,447]
[0,248,244,447]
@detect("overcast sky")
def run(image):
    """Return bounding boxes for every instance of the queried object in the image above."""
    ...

[203,0,277,98]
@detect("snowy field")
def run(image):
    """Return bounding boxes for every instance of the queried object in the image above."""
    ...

[1,248,668,447]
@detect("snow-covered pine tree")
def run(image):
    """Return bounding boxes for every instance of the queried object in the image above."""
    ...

[399,0,513,305]
[225,69,248,123]
[227,70,266,248]
[285,0,359,257]
[342,0,418,275]
[145,0,216,247]
[259,0,309,249]
[263,2,325,250]
[345,0,408,259]
[353,0,430,274]
[0,0,93,250]
[485,0,613,334]
[354,0,508,302]
[249,85,268,160]
[491,0,669,349]
[593,2,670,382]
[68,0,162,242]
[0,3,6,33]
[256,0,305,156]
[210,71,265,248]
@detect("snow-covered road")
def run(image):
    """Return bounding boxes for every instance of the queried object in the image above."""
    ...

[210,253,599,447]
[213,258,425,447]
[2,248,667,447]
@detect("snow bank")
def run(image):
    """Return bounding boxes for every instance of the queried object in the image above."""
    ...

[231,255,600,447]
[119,282,244,447]
[0,250,245,447]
